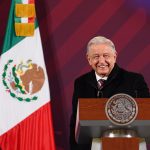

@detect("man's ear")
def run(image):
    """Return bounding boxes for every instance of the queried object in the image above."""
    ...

[86,53,92,66]
[114,51,117,61]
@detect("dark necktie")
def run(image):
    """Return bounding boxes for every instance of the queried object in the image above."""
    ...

[97,79,105,90]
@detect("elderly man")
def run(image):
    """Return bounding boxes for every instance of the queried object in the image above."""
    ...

[70,36,149,150]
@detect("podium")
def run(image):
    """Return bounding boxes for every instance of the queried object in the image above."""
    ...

[75,98,150,150]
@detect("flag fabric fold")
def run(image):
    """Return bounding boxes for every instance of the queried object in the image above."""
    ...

[0,0,55,149]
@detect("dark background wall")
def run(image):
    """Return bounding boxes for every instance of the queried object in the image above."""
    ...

[0,0,150,150]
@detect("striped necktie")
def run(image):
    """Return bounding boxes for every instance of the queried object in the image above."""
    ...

[97,79,105,90]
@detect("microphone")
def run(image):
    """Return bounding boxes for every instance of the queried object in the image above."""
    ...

[97,90,103,98]
[134,90,138,98]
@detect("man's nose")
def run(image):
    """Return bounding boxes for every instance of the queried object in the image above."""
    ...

[98,56,105,63]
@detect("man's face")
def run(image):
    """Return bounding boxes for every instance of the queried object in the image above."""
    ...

[87,44,117,77]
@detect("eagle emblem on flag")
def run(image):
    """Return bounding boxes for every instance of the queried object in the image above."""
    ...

[2,59,45,102]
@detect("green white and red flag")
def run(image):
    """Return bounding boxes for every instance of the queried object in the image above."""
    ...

[0,0,56,149]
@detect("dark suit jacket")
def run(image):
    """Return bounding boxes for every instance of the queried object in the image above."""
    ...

[70,64,149,150]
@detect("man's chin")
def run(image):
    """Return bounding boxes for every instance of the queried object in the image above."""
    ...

[96,71,109,77]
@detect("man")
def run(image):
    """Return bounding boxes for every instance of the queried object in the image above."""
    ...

[70,36,149,150]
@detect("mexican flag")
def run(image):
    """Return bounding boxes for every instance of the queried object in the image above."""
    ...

[0,0,55,150]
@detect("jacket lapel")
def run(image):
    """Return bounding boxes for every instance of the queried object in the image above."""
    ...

[86,70,98,90]
[104,63,120,88]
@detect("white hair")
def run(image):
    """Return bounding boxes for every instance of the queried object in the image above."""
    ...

[87,36,116,53]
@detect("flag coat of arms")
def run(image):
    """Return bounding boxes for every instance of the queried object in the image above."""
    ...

[0,0,55,149]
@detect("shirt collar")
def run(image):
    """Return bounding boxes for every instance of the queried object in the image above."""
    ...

[95,72,108,82]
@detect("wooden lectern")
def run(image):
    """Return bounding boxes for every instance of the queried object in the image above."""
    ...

[75,98,150,150]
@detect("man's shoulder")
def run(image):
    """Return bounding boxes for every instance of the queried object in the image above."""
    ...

[75,70,94,83]
[120,67,143,79]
